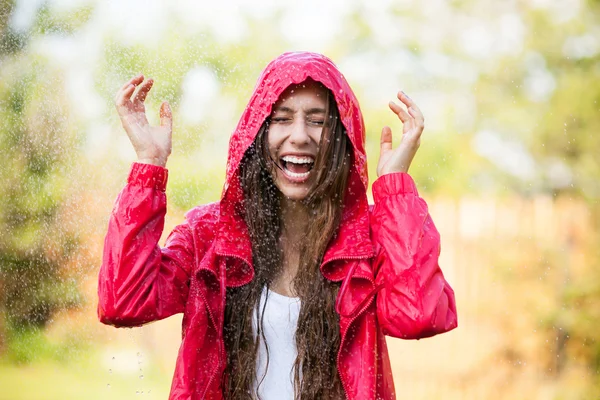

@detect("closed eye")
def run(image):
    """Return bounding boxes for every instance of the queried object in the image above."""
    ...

[308,119,324,126]
[271,117,292,123]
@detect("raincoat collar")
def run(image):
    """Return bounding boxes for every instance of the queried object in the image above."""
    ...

[214,52,374,285]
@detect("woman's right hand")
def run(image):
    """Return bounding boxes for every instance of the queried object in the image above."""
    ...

[115,74,173,167]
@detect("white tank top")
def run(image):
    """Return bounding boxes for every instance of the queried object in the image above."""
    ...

[252,287,301,399]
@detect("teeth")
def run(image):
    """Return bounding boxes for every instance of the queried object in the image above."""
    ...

[283,170,310,179]
[281,155,314,164]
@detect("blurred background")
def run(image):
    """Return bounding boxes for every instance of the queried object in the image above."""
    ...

[0,0,599,398]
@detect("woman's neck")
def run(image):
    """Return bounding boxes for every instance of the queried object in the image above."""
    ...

[279,197,310,243]
[271,197,310,296]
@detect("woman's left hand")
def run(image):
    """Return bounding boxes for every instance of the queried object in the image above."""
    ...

[377,91,424,177]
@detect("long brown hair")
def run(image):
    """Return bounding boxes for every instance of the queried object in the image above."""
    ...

[223,82,352,399]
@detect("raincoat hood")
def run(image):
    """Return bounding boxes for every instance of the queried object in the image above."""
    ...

[215,52,374,285]
[223,51,368,197]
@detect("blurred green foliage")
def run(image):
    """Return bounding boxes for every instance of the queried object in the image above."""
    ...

[0,1,83,359]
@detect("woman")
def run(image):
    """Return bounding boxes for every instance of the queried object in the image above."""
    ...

[98,52,457,400]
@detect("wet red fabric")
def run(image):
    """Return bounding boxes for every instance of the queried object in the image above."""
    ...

[98,52,457,399]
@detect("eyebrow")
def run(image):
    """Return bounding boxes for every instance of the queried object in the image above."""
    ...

[272,106,326,115]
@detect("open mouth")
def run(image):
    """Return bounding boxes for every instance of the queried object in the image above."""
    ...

[280,155,315,181]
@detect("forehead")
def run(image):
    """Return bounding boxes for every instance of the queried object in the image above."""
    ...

[273,79,328,108]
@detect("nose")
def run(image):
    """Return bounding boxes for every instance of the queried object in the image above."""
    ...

[289,119,311,146]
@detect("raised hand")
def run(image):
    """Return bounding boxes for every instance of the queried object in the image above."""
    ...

[377,91,424,177]
[115,74,173,167]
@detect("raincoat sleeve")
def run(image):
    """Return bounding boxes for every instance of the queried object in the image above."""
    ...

[98,162,193,327]
[370,172,457,339]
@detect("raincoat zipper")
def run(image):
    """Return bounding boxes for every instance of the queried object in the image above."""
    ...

[337,294,377,400]
[321,253,376,400]
[201,250,252,398]
[196,277,220,399]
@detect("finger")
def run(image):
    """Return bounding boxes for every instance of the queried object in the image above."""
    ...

[397,91,416,107]
[115,83,136,106]
[407,106,425,126]
[399,91,424,118]
[388,101,411,123]
[134,79,154,103]
[380,126,393,152]
[120,74,144,91]
[160,101,173,130]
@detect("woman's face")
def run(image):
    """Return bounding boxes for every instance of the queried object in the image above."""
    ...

[267,80,328,201]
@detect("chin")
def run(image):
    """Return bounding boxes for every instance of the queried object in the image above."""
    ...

[276,185,311,202]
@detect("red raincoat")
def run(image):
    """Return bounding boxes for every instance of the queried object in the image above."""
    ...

[98,52,457,399]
